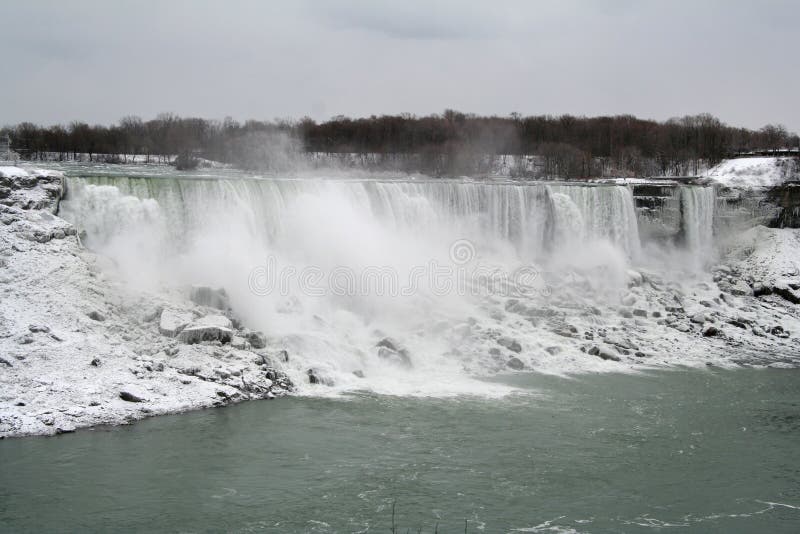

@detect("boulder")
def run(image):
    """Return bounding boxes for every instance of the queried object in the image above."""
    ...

[87,310,106,322]
[506,357,525,370]
[189,286,230,310]
[497,336,522,353]
[177,314,234,344]
[119,391,146,403]
[691,313,707,324]
[245,330,267,349]
[158,309,193,337]
[702,325,721,337]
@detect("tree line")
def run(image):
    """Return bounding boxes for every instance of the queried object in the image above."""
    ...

[3,111,798,177]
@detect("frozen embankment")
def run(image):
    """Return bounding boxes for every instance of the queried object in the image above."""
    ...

[0,167,292,438]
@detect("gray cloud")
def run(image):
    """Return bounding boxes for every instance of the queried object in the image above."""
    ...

[1,0,797,133]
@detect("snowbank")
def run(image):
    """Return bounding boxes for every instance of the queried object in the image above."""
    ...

[0,174,292,438]
[706,157,798,189]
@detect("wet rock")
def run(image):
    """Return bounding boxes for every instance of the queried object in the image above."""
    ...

[702,325,721,337]
[590,345,620,362]
[177,315,233,345]
[506,357,525,370]
[306,368,333,386]
[189,285,230,310]
[87,310,106,322]
[90,357,101,367]
[376,337,412,368]
[158,309,193,337]
[727,319,747,329]
[651,311,662,318]
[632,309,647,317]
[497,337,522,353]
[28,324,50,333]
[119,391,146,403]
[0,357,12,367]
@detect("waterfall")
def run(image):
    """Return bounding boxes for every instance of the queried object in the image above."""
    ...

[679,185,715,256]
[59,174,651,394]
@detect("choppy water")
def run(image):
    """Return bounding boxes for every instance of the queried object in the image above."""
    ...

[2,368,799,533]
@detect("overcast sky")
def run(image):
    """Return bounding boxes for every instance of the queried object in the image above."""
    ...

[2,0,798,132]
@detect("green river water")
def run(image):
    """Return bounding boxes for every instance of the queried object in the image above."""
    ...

[1,368,799,533]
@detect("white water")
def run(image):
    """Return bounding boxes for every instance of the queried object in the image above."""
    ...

[680,185,716,262]
[59,174,719,396]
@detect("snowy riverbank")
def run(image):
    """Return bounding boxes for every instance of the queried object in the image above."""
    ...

[1,167,292,437]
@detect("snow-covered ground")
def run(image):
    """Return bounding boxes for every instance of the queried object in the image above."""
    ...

[706,157,799,189]
[2,167,800,438]
[0,168,292,437]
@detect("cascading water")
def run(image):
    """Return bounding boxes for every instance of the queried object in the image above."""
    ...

[59,173,712,395]
[679,185,716,259]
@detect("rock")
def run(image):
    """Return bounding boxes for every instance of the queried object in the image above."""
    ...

[619,309,633,318]
[90,357,101,367]
[691,313,707,324]
[773,286,800,305]
[0,357,13,367]
[651,311,662,318]
[594,346,620,362]
[375,338,412,368]
[245,331,267,349]
[353,370,365,378]
[231,336,248,350]
[87,310,106,322]
[770,325,790,338]
[28,324,50,333]
[753,283,773,297]
[727,319,747,329]
[158,309,193,337]
[727,280,753,297]
[17,334,34,345]
[51,229,66,240]
[632,309,648,317]
[627,270,644,286]
[497,336,522,353]
[165,346,179,356]
[277,349,289,362]
[752,326,766,337]
[702,325,721,337]
[506,357,525,370]
[545,346,561,355]
[177,315,234,344]
[142,306,163,323]
[119,391,146,403]
[306,368,333,386]
[189,285,230,310]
